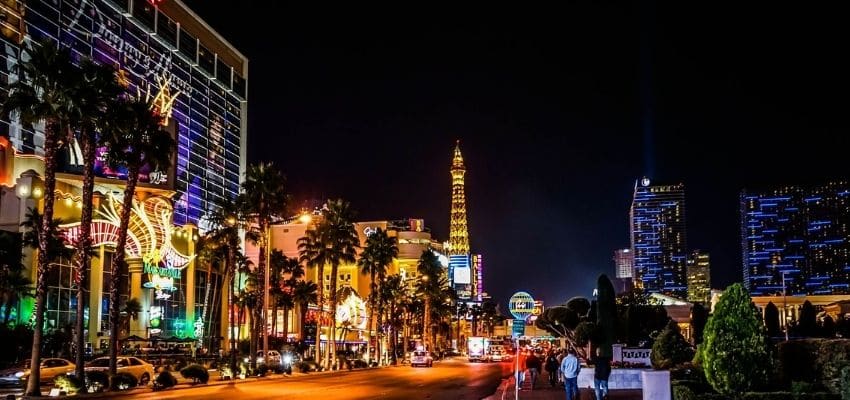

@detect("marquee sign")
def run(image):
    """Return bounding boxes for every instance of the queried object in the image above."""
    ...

[508,291,535,320]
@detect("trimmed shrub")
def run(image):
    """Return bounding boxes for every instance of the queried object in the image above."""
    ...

[109,372,138,391]
[85,370,110,393]
[793,381,817,394]
[840,365,850,400]
[739,393,839,400]
[53,373,82,394]
[701,284,772,395]
[154,370,178,390]
[180,364,209,384]
[652,321,695,369]
[673,384,696,400]
[779,339,850,393]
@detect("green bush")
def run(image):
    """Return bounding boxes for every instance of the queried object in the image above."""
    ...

[155,370,178,389]
[779,339,850,394]
[180,364,209,384]
[85,370,110,393]
[109,372,138,391]
[53,373,82,394]
[673,384,697,400]
[738,393,840,400]
[700,284,772,395]
[652,321,695,369]
[793,381,816,394]
[840,365,850,400]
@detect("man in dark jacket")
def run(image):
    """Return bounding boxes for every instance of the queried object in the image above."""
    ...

[525,352,542,390]
[592,347,612,400]
[545,352,560,387]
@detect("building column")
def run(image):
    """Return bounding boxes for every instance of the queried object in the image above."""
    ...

[127,257,146,337]
[88,245,105,348]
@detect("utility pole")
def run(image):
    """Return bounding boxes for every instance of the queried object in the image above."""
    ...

[263,227,271,365]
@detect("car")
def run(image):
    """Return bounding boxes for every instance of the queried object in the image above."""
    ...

[490,351,504,362]
[244,350,282,366]
[411,351,433,367]
[0,358,75,387]
[85,357,154,386]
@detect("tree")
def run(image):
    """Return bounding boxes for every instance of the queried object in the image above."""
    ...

[651,321,694,369]
[297,228,327,367]
[763,302,780,338]
[2,40,79,397]
[700,283,771,395]
[798,300,817,337]
[0,231,30,325]
[292,279,318,346]
[821,315,836,338]
[70,59,123,383]
[596,274,616,358]
[119,298,142,337]
[417,250,443,349]
[534,296,595,359]
[380,274,406,365]
[204,196,245,374]
[102,98,175,375]
[241,162,288,366]
[357,228,397,365]
[691,303,709,345]
[270,251,303,340]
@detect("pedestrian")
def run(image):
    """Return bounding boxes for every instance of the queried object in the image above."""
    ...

[545,351,560,387]
[560,348,581,400]
[592,347,612,400]
[525,351,542,390]
[516,350,528,388]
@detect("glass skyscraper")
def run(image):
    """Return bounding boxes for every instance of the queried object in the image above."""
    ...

[741,181,850,296]
[686,250,710,304]
[630,177,688,298]
[1,0,248,227]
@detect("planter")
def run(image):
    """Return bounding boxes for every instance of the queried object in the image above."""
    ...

[579,367,645,390]
[641,370,670,400]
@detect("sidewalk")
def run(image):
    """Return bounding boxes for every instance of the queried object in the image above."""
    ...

[485,371,642,400]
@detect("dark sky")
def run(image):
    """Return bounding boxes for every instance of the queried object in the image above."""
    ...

[184,2,848,308]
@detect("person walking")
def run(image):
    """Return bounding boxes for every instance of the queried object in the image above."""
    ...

[560,348,581,400]
[592,348,612,400]
[516,349,528,388]
[525,352,542,390]
[545,351,560,387]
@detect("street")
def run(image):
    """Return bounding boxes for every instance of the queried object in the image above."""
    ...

[80,358,508,400]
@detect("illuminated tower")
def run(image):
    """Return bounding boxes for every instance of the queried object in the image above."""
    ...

[449,141,470,255]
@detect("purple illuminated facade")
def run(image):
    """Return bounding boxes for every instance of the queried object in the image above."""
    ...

[1,0,248,227]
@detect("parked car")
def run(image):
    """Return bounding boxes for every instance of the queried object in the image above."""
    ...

[0,358,75,387]
[411,351,433,367]
[244,350,282,366]
[85,357,154,386]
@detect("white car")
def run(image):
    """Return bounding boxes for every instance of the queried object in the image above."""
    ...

[0,358,75,386]
[411,351,433,367]
[244,350,282,365]
[85,357,154,386]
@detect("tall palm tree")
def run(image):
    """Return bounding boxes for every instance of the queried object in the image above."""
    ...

[70,59,123,381]
[416,250,443,350]
[357,228,397,365]
[2,40,80,396]
[297,228,327,366]
[102,98,175,374]
[292,279,318,350]
[316,199,359,369]
[241,162,288,365]
[456,301,468,349]
[205,196,246,374]
[0,231,29,325]
[270,251,303,339]
[119,297,142,337]
[379,274,405,365]
[469,304,482,336]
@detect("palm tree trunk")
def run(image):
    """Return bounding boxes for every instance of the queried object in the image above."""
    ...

[424,297,431,351]
[315,264,324,367]
[272,299,278,339]
[282,304,289,341]
[390,303,398,365]
[109,162,140,375]
[328,262,339,369]
[367,271,375,364]
[228,249,237,375]
[25,120,60,397]
[258,224,268,366]
[74,132,96,381]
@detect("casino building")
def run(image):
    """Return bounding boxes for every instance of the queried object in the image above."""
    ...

[0,0,247,353]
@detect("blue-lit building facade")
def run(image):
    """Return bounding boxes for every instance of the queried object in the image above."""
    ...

[630,178,688,298]
[741,181,850,296]
[0,0,246,352]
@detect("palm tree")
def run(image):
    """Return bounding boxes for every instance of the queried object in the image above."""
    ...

[379,274,405,364]
[416,250,443,350]
[469,304,482,336]
[270,251,303,339]
[70,59,123,381]
[316,199,359,369]
[357,228,397,365]
[456,301,469,349]
[1,271,33,325]
[241,162,288,365]
[204,196,244,374]
[119,298,142,338]
[297,228,327,366]
[2,40,80,397]
[102,98,175,375]
[292,280,318,350]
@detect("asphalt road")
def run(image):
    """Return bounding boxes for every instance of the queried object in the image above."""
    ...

[118,358,510,400]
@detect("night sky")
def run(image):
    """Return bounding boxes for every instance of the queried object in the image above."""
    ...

[184,2,848,308]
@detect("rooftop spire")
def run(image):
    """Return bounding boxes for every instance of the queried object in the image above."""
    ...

[452,140,465,169]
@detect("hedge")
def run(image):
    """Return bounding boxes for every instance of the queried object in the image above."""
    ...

[778,339,850,393]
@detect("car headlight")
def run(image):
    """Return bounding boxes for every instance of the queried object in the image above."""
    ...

[283,356,292,364]
[14,371,24,378]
